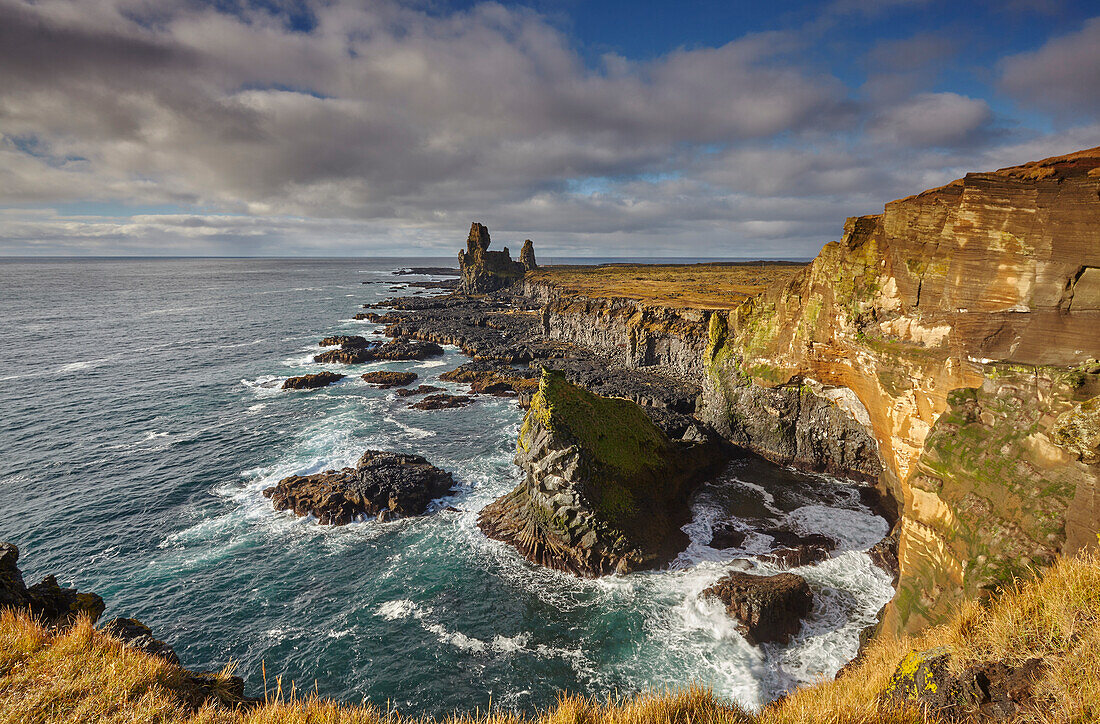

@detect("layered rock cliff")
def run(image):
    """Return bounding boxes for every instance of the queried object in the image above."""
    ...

[519,147,1100,631]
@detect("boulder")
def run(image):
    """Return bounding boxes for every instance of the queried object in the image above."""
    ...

[361,370,418,388]
[100,617,180,665]
[0,542,105,627]
[701,570,813,645]
[440,360,540,397]
[263,450,454,525]
[458,222,529,293]
[478,369,726,576]
[410,393,475,410]
[708,524,746,550]
[282,371,345,390]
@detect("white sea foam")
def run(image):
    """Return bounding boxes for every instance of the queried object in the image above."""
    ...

[787,505,889,551]
[417,360,447,368]
[376,599,418,620]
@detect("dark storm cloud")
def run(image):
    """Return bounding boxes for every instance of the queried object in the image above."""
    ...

[0,0,1096,256]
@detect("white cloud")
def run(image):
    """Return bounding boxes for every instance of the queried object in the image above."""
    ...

[999,16,1100,116]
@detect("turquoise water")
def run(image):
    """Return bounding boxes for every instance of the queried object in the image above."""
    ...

[0,258,892,715]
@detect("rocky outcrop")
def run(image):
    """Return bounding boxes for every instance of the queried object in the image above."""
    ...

[101,617,181,664]
[319,335,367,347]
[314,338,443,364]
[394,385,444,397]
[263,450,455,524]
[458,222,529,293]
[410,393,475,410]
[361,370,417,388]
[440,360,540,398]
[0,542,105,626]
[282,371,345,389]
[702,147,1100,632]
[477,369,726,576]
[520,239,537,270]
[701,570,813,645]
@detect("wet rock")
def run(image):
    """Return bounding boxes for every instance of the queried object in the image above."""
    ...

[314,339,443,364]
[394,385,445,397]
[440,360,540,398]
[361,370,418,388]
[282,371,345,390]
[410,393,475,410]
[756,529,836,567]
[0,542,105,627]
[263,450,455,525]
[708,524,746,550]
[701,570,813,645]
[478,370,727,576]
[100,617,180,665]
[868,529,900,584]
[319,335,368,348]
[393,267,459,276]
[458,222,528,293]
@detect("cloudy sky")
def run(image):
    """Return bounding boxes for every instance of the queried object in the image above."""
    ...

[1,0,1097,257]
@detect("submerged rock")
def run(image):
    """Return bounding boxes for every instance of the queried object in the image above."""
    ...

[458,222,530,293]
[701,570,812,645]
[263,450,455,525]
[410,393,475,410]
[0,542,105,627]
[477,369,726,576]
[282,371,345,389]
[361,370,418,388]
[394,385,445,397]
[314,339,444,364]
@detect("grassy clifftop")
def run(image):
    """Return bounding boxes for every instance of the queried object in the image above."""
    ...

[5,554,1100,722]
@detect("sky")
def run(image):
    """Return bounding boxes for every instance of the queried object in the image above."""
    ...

[0,0,1098,258]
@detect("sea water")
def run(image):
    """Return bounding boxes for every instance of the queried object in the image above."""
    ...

[0,258,893,715]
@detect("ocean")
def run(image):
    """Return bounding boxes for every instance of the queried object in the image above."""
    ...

[0,257,892,715]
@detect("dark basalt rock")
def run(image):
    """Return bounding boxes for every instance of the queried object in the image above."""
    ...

[458,222,529,293]
[708,524,747,550]
[701,570,813,645]
[314,339,444,364]
[0,542,105,627]
[319,335,368,348]
[868,529,900,584]
[410,393,475,410]
[282,371,345,389]
[440,360,540,398]
[101,617,181,665]
[361,370,418,388]
[757,529,837,567]
[478,370,727,577]
[263,450,455,525]
[394,385,445,397]
[520,239,538,270]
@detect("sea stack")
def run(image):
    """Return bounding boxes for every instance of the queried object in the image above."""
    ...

[520,239,537,270]
[458,222,531,293]
[477,369,724,576]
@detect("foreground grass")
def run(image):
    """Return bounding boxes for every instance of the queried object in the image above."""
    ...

[3,553,1100,724]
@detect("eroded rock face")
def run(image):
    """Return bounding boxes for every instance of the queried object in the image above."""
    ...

[282,371,345,389]
[0,542,105,627]
[458,222,529,293]
[263,450,455,525]
[701,570,813,645]
[702,147,1100,632]
[477,369,726,576]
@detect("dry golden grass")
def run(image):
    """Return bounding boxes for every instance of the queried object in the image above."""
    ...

[3,553,1099,724]
[527,263,804,310]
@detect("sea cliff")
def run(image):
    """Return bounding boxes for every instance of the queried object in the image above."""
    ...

[517,147,1100,632]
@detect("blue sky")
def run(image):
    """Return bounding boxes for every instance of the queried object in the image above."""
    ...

[0,0,1097,256]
